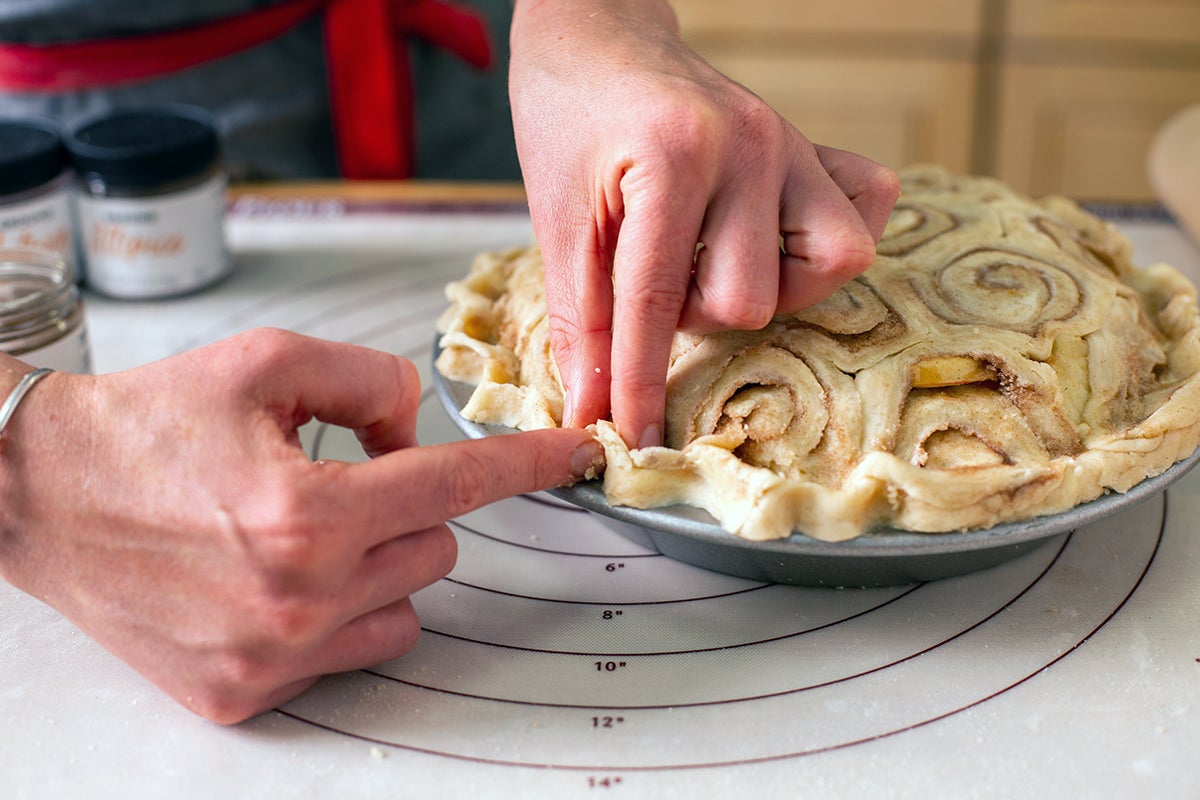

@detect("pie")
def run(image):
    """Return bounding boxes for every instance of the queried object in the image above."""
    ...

[435,165,1200,542]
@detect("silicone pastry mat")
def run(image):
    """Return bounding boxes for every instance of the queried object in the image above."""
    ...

[4,202,1199,798]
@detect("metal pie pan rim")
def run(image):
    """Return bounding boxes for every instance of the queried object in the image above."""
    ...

[432,344,1200,562]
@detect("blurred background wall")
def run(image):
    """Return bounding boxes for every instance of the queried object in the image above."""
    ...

[676,0,1200,202]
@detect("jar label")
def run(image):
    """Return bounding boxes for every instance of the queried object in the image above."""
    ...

[0,189,74,264]
[76,174,230,299]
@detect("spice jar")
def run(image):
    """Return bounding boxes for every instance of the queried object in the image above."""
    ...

[67,104,231,299]
[0,247,91,373]
[0,118,75,265]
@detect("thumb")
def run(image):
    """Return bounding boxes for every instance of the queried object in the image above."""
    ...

[226,329,423,455]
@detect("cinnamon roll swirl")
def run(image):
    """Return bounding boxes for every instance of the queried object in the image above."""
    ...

[436,166,1200,542]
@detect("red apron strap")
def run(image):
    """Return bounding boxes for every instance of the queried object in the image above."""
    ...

[0,0,495,180]
[401,0,493,69]
[323,0,494,179]
[0,0,327,91]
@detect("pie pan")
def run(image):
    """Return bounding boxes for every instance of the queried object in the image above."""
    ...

[432,346,1200,587]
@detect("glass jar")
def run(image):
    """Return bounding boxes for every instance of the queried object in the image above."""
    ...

[67,104,231,299]
[0,247,91,372]
[0,118,75,266]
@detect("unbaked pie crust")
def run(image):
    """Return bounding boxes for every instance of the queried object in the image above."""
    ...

[436,166,1200,541]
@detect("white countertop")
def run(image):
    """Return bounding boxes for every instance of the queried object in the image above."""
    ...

[3,202,1199,799]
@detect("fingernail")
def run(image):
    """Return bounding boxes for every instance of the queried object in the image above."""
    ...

[637,424,662,449]
[570,439,606,481]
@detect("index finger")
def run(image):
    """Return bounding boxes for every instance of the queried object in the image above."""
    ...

[341,427,603,537]
[812,144,900,243]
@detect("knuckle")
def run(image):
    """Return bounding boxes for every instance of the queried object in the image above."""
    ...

[211,649,273,692]
[697,290,776,330]
[197,612,315,698]
[815,230,878,280]
[390,355,421,398]
[726,299,777,330]
[663,89,775,151]
[183,689,253,725]
[182,655,274,724]
[547,310,601,354]
[216,328,309,395]
[257,528,321,585]
[636,97,721,167]
[623,283,685,330]
[180,598,328,723]
[869,163,903,204]
[437,449,497,516]
[428,525,459,577]
[371,354,422,427]
[254,593,327,649]
[398,623,421,655]
[235,327,303,369]
[241,484,326,586]
[835,237,879,277]
[384,599,422,655]
[731,95,782,143]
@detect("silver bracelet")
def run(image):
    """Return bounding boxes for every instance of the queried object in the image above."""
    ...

[0,367,54,440]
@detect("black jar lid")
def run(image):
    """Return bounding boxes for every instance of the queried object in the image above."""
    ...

[0,118,68,196]
[66,104,220,192]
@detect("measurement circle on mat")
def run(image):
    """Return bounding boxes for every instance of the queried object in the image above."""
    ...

[176,252,1166,772]
[294,398,1161,770]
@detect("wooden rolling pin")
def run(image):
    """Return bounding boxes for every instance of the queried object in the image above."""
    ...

[1149,104,1200,246]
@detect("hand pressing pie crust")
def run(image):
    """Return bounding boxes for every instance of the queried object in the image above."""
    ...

[436,165,1200,541]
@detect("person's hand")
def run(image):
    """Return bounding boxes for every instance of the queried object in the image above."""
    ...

[0,329,601,723]
[509,0,900,447]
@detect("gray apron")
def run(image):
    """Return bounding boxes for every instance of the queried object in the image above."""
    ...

[0,0,520,181]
